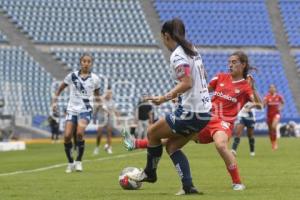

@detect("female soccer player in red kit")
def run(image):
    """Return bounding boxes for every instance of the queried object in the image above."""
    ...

[123,51,263,191]
[263,84,284,150]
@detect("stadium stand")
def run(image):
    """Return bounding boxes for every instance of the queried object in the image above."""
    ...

[0,30,7,42]
[279,0,300,47]
[294,53,300,74]
[0,0,156,45]
[154,0,276,46]
[202,51,299,118]
[0,0,298,121]
[51,47,173,115]
[0,46,54,116]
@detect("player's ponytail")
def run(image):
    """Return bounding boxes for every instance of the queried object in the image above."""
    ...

[231,51,257,79]
[161,18,197,57]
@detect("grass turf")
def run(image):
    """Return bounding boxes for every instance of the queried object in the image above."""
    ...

[0,137,299,200]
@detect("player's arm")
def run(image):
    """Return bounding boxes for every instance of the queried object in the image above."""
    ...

[250,90,263,110]
[52,82,68,112]
[249,84,263,109]
[146,65,192,105]
[164,73,192,100]
[208,74,219,93]
[279,96,285,111]
[246,75,263,109]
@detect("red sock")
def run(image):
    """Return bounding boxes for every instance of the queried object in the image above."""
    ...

[135,139,149,149]
[227,164,241,184]
[269,131,277,142]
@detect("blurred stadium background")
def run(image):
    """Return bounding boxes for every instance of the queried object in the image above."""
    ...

[0,0,300,143]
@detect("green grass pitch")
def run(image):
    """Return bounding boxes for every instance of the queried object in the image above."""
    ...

[0,137,299,200]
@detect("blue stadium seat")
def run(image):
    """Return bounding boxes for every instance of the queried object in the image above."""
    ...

[0,0,156,46]
[0,46,54,116]
[154,0,275,47]
[279,0,300,47]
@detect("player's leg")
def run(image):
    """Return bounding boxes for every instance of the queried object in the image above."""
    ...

[93,126,103,155]
[247,126,255,156]
[128,118,175,183]
[165,134,200,195]
[270,116,280,150]
[74,112,90,171]
[105,124,113,154]
[122,127,149,150]
[72,125,77,150]
[64,114,77,173]
[231,122,245,156]
[213,131,245,190]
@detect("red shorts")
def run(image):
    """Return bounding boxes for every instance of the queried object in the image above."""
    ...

[267,114,280,125]
[197,116,233,144]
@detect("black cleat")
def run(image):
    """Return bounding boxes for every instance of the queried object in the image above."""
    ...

[176,186,203,195]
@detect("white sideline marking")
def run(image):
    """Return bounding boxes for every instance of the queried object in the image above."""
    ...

[0,151,145,177]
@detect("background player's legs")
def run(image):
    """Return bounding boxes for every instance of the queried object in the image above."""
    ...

[246,127,255,155]
[93,126,103,155]
[231,123,245,155]
[213,131,243,188]
[269,117,280,150]
[105,124,113,154]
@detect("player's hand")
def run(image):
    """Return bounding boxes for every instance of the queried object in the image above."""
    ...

[171,98,179,104]
[144,95,165,105]
[52,103,58,113]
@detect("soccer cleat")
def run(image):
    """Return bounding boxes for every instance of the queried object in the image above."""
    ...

[65,162,75,173]
[250,152,255,156]
[107,147,113,154]
[75,161,83,172]
[231,149,237,157]
[175,186,203,195]
[121,128,135,151]
[127,169,157,183]
[93,147,99,155]
[232,183,246,191]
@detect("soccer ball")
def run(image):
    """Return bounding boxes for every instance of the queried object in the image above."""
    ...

[119,167,142,190]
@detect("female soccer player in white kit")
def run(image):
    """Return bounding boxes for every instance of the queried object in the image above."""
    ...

[128,18,212,195]
[52,54,101,173]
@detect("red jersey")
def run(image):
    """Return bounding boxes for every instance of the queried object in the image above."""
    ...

[209,73,253,125]
[264,93,284,118]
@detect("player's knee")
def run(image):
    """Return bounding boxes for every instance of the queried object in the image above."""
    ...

[64,135,72,143]
[214,139,227,152]
[76,133,84,141]
[165,142,175,155]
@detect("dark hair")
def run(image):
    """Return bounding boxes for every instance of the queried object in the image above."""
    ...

[230,51,257,79]
[80,53,93,63]
[161,18,197,57]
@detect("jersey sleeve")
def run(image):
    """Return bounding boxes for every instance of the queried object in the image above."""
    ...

[63,73,72,85]
[245,85,254,102]
[171,53,190,80]
[209,73,220,90]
